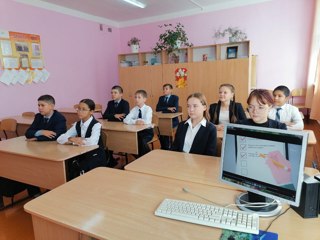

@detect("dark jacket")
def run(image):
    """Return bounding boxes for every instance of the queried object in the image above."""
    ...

[156,95,179,127]
[103,99,130,122]
[25,110,66,141]
[236,119,287,130]
[171,120,217,156]
[209,101,247,125]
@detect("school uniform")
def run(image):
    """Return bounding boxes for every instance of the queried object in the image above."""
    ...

[123,104,153,157]
[25,110,67,141]
[209,101,247,125]
[103,99,130,122]
[57,116,107,178]
[236,118,287,130]
[156,94,179,150]
[268,103,304,130]
[171,118,217,156]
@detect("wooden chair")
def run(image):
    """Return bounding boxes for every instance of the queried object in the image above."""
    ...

[22,111,35,117]
[178,106,183,121]
[95,103,103,118]
[148,125,160,150]
[291,88,310,119]
[0,118,18,139]
[73,104,79,110]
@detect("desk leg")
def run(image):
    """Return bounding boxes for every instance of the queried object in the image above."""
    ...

[32,215,79,240]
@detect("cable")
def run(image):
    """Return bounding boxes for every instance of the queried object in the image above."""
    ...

[182,187,222,206]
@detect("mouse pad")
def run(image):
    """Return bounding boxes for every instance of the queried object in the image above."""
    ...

[220,229,278,240]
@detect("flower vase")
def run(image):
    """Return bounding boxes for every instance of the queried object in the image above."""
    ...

[175,40,182,48]
[229,37,237,43]
[131,44,139,53]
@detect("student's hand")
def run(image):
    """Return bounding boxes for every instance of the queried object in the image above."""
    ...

[285,121,294,126]
[41,130,57,139]
[136,120,145,125]
[115,113,125,120]
[215,124,224,131]
[167,107,176,112]
[68,137,85,146]
[26,138,37,141]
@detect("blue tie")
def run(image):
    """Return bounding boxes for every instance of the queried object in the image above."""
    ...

[275,108,281,122]
[138,109,142,119]
[114,101,118,108]
[44,117,49,124]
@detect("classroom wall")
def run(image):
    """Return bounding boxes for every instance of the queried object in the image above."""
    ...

[119,0,315,92]
[0,0,120,118]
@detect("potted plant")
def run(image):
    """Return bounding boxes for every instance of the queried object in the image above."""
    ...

[152,23,193,55]
[214,27,247,43]
[127,37,141,53]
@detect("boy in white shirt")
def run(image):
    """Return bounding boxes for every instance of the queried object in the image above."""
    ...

[123,89,153,157]
[268,85,304,130]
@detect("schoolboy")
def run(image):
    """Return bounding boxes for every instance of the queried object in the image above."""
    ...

[268,85,304,130]
[25,94,67,141]
[123,90,153,157]
[156,83,179,150]
[103,85,130,122]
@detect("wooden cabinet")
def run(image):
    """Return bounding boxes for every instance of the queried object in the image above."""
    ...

[119,41,253,117]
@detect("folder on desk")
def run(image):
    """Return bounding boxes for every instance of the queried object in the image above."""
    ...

[220,229,278,240]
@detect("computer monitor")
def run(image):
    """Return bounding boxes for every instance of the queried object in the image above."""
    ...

[220,123,308,217]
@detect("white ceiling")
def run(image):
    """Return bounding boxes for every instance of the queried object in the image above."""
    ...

[15,0,271,27]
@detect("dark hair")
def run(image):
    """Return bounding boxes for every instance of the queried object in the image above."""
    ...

[163,83,173,89]
[38,95,55,105]
[247,89,274,106]
[135,89,148,98]
[112,85,124,93]
[213,84,237,123]
[187,92,209,120]
[79,99,95,111]
[273,85,290,97]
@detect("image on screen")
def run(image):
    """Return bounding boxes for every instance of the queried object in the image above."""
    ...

[220,124,308,216]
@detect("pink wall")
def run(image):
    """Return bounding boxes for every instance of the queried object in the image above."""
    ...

[0,0,120,118]
[120,0,315,91]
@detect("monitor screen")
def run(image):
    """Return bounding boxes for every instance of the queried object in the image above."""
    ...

[220,124,308,215]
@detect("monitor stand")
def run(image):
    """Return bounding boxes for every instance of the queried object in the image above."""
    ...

[236,192,282,217]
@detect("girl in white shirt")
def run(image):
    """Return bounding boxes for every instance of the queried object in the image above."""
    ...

[57,99,107,178]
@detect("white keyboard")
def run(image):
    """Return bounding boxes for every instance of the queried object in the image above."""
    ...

[155,198,259,234]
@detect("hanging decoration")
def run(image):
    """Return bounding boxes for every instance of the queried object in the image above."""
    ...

[175,67,187,88]
[0,29,49,86]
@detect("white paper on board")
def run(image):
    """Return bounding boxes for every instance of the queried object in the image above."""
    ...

[0,69,13,85]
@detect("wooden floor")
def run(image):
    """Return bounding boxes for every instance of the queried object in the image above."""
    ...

[0,119,319,240]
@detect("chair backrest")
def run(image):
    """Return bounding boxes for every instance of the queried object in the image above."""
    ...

[22,111,36,117]
[0,118,18,139]
[178,106,182,112]
[100,130,107,150]
[73,104,79,110]
[291,88,306,105]
[95,103,103,117]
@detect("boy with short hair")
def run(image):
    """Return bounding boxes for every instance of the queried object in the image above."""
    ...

[123,90,153,157]
[103,85,130,122]
[268,85,304,130]
[156,83,179,150]
[25,94,67,141]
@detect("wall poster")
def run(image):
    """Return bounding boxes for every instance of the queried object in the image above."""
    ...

[0,29,50,85]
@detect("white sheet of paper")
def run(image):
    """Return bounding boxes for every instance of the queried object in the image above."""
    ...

[3,57,19,69]
[11,69,19,84]
[40,68,50,82]
[0,69,13,85]
[0,40,12,55]
[33,69,43,83]
[30,58,44,68]
[17,69,28,85]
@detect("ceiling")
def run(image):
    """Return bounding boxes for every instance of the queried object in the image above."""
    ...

[15,0,270,27]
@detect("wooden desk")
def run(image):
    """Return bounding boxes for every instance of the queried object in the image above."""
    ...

[0,136,97,189]
[0,115,34,137]
[24,168,320,240]
[153,112,182,136]
[125,149,234,189]
[98,120,153,155]
[57,108,79,128]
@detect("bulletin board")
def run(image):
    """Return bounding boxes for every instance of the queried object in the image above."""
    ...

[0,29,49,85]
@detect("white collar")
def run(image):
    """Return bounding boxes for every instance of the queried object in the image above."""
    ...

[185,118,206,127]
[81,116,93,127]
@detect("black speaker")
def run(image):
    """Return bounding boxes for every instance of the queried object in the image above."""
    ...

[292,175,320,218]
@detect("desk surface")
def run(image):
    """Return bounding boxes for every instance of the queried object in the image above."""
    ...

[24,168,320,240]
[125,150,232,189]
[0,136,97,161]
[98,119,153,132]
[153,112,182,118]
[0,115,34,125]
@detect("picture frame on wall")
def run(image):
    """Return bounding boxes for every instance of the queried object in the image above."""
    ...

[226,46,238,59]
